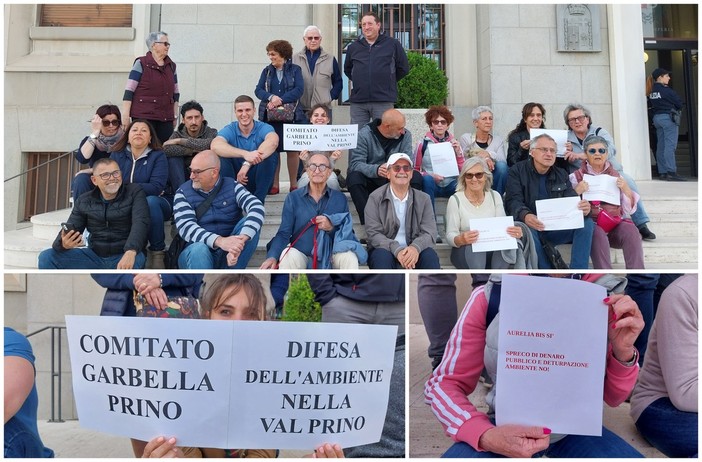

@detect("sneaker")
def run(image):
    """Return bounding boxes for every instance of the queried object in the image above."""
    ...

[666,173,687,182]
[657,173,668,181]
[436,235,443,244]
[637,224,656,241]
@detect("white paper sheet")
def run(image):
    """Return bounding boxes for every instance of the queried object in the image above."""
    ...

[581,174,621,206]
[496,274,608,436]
[427,142,460,177]
[469,216,518,252]
[283,124,358,151]
[536,196,584,230]
[530,129,569,157]
[65,316,397,450]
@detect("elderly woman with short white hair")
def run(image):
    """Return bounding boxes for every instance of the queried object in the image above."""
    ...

[445,157,522,269]
[122,31,179,144]
[459,106,509,194]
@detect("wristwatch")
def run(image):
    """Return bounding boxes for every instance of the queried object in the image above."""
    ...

[89,133,98,140]
[616,348,639,367]
[242,161,251,167]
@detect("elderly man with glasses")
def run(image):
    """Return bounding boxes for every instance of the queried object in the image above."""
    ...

[38,158,149,269]
[365,153,440,269]
[172,150,264,269]
[292,25,343,121]
[261,153,365,269]
[504,134,595,269]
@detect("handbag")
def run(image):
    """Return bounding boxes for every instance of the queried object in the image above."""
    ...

[539,235,569,269]
[591,201,622,233]
[266,102,298,122]
[134,292,200,318]
[165,180,223,269]
[264,66,298,123]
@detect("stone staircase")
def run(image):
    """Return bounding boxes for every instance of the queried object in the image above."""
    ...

[4,180,698,269]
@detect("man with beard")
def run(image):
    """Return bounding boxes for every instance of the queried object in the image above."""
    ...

[38,158,149,269]
[163,100,218,192]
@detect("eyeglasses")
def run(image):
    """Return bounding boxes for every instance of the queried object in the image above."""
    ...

[464,172,485,180]
[532,147,557,154]
[96,170,121,180]
[587,148,607,155]
[432,119,448,126]
[154,41,171,47]
[305,36,321,41]
[307,163,329,172]
[189,167,215,175]
[102,119,120,127]
[568,115,588,124]
[390,165,413,173]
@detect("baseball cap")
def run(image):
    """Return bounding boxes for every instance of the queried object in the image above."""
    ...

[652,68,671,80]
[386,153,413,167]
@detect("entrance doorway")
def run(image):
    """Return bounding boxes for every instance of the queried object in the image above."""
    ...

[644,45,698,178]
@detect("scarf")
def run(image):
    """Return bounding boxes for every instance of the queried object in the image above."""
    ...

[93,128,124,152]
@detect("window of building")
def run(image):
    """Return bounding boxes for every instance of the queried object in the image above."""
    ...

[39,4,132,28]
[338,4,445,102]
[23,152,83,221]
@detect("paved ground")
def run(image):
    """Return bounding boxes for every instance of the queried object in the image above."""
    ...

[409,323,665,458]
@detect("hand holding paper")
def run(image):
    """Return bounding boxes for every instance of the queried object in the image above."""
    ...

[604,293,644,362]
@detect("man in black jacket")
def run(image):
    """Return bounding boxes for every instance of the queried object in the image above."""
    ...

[344,11,409,126]
[38,158,149,269]
[307,273,405,457]
[504,134,594,269]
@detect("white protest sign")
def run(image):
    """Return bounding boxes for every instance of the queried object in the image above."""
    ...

[530,129,568,157]
[581,174,621,206]
[536,196,584,230]
[427,142,459,178]
[66,316,397,450]
[283,124,358,151]
[469,216,518,253]
[229,321,397,449]
[496,275,608,436]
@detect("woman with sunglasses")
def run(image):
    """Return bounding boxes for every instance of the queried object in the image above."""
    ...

[110,120,171,269]
[297,104,342,190]
[260,153,364,270]
[122,31,179,144]
[72,104,124,202]
[414,106,464,229]
[445,157,523,269]
[137,274,345,459]
[569,135,644,269]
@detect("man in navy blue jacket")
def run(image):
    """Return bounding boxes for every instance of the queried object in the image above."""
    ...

[344,11,409,126]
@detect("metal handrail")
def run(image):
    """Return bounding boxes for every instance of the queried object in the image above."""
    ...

[4,149,77,183]
[26,325,66,423]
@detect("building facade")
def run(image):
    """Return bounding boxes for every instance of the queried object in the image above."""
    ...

[3,4,664,229]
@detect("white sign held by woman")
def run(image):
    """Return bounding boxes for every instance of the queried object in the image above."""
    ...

[496,275,608,436]
[65,316,397,450]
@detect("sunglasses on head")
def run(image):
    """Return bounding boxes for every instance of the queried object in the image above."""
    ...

[102,119,120,127]
[587,148,607,155]
[391,165,412,173]
[464,172,485,180]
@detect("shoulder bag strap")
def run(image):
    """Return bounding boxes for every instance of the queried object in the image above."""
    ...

[195,180,224,220]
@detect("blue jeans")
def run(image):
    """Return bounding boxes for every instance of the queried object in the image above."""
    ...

[221,155,278,205]
[38,247,146,269]
[178,218,260,269]
[635,397,698,458]
[653,113,679,175]
[349,102,394,127]
[422,175,458,214]
[492,160,509,195]
[147,195,172,251]
[368,247,441,269]
[4,416,54,458]
[167,156,189,194]
[530,218,594,269]
[442,426,643,458]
